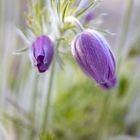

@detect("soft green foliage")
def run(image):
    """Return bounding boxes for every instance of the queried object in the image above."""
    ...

[51,66,126,140]
[40,133,56,140]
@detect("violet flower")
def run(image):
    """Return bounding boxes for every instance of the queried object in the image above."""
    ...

[31,35,54,73]
[71,29,117,89]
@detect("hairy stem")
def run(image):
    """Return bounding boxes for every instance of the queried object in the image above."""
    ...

[65,16,85,32]
[117,0,133,73]
[28,74,39,140]
[41,57,56,136]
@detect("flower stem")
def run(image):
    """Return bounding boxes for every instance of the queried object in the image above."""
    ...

[65,16,85,32]
[41,57,56,136]
[28,73,39,140]
[117,0,133,73]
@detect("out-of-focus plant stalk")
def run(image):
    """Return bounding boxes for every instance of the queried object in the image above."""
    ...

[65,16,85,31]
[0,0,3,104]
[28,74,39,140]
[39,0,45,8]
[0,0,7,107]
[97,0,134,135]
[117,0,133,72]
[41,54,56,136]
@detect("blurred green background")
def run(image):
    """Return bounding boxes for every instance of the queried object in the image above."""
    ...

[0,0,140,140]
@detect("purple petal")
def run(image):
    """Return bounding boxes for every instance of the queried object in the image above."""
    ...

[31,35,54,73]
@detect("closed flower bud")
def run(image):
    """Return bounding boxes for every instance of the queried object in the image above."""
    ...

[71,29,117,89]
[31,35,54,73]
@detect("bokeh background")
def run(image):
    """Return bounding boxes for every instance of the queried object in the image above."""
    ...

[0,0,140,140]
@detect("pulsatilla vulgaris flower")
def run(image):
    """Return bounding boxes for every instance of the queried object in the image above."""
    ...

[31,35,54,73]
[71,30,117,89]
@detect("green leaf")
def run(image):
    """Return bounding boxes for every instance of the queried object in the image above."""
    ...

[51,0,55,8]
[13,47,29,55]
[35,3,39,16]
[62,2,69,23]
[57,0,61,19]
[16,28,30,45]
[76,0,100,17]
[68,0,77,7]
[61,0,79,21]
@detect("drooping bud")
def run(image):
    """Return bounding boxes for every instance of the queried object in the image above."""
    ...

[31,35,54,73]
[71,29,117,89]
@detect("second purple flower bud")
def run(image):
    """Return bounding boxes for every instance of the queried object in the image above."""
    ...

[71,29,117,89]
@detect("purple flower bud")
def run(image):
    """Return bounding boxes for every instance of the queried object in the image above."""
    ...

[83,10,95,24]
[31,35,54,73]
[71,30,117,89]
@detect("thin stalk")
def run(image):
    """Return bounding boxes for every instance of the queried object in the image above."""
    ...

[65,16,85,32]
[117,0,133,73]
[28,74,39,140]
[39,0,45,8]
[96,93,109,140]
[41,57,56,136]
[0,0,4,106]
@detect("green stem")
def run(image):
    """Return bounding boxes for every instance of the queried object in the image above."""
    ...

[39,0,45,8]
[41,58,56,136]
[65,16,85,32]
[28,74,39,140]
[117,0,133,73]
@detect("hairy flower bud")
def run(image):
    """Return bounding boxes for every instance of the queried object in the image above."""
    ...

[71,30,117,89]
[31,35,54,73]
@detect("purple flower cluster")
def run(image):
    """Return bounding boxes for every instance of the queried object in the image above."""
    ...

[31,29,117,89]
